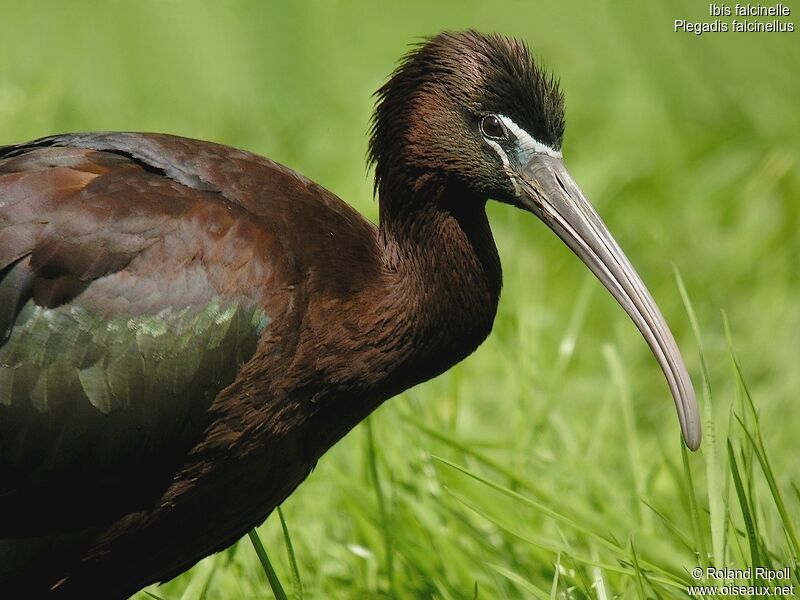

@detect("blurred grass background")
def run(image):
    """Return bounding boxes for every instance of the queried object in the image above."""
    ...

[1,1,798,598]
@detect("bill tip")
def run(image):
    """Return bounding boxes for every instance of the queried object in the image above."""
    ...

[682,424,702,451]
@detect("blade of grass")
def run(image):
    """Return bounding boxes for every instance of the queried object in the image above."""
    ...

[723,313,800,560]
[680,437,708,571]
[549,552,561,599]
[445,486,673,584]
[591,544,609,600]
[675,268,728,569]
[641,499,694,553]
[365,417,395,590]
[277,506,303,600]
[437,461,689,587]
[434,456,619,550]
[409,415,670,556]
[487,563,551,600]
[727,439,762,580]
[248,528,288,600]
[629,539,648,600]
[603,344,648,529]
[733,413,800,586]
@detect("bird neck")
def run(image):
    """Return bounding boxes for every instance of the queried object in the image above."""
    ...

[377,184,502,384]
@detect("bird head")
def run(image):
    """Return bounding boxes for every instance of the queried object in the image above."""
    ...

[369,30,701,450]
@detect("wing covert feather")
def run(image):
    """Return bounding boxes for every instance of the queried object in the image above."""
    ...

[0,136,290,533]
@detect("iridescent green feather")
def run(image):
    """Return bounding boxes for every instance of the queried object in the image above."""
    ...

[0,300,271,416]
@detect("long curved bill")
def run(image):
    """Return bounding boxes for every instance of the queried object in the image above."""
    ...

[515,154,701,450]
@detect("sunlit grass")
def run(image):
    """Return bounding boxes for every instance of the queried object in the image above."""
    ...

[0,1,796,598]
[159,301,799,599]
[209,286,800,600]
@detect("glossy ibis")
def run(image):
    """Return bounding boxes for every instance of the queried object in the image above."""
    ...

[0,30,701,598]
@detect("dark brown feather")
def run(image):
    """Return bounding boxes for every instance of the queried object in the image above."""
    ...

[0,131,495,597]
[0,29,552,598]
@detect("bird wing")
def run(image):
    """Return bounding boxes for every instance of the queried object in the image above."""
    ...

[0,133,313,535]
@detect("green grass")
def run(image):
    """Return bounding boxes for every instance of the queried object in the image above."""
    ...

[1,1,798,598]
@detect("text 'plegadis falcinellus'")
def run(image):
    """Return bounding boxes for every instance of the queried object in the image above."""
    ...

[0,30,701,598]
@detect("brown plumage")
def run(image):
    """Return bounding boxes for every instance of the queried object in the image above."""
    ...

[0,31,699,598]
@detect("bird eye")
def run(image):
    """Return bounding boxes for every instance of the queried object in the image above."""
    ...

[480,114,508,141]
